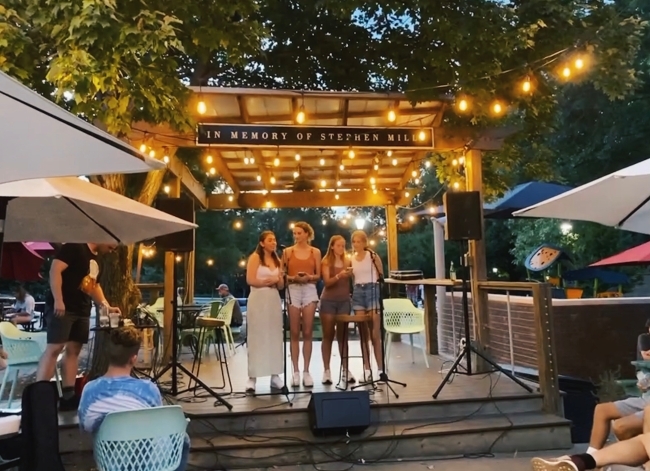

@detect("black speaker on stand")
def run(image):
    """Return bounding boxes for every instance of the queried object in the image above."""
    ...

[433,191,532,399]
[152,197,232,410]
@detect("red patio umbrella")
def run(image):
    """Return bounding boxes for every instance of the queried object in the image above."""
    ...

[590,241,650,267]
[0,242,45,281]
[24,241,56,256]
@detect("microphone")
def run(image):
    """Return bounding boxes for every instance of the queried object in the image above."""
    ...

[279,244,287,250]
[363,247,375,253]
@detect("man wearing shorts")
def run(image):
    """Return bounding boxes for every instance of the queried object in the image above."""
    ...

[36,243,120,411]
[581,334,650,456]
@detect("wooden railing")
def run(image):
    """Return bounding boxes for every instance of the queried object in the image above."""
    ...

[438,280,560,414]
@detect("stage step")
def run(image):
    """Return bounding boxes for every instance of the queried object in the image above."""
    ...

[187,411,571,469]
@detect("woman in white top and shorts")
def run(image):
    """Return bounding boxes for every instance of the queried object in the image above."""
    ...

[285,222,321,388]
[351,230,384,379]
[245,231,285,392]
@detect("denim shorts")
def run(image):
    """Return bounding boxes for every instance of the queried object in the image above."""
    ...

[287,283,319,308]
[351,283,380,311]
[319,298,351,315]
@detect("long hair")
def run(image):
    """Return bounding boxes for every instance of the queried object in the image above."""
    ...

[323,235,346,268]
[293,221,314,242]
[351,230,368,248]
[254,230,281,268]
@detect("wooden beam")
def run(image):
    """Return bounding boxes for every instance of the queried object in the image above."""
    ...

[211,150,240,194]
[341,99,349,126]
[208,189,419,210]
[197,106,443,125]
[166,153,207,209]
[386,205,399,271]
[163,178,181,363]
[465,148,490,373]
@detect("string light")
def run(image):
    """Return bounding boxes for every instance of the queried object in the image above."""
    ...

[148,149,155,158]
[175,255,182,262]
[239,260,246,267]
[228,195,234,202]
[209,167,216,175]
[163,185,170,194]
[320,158,325,166]
[491,101,503,115]
[256,174,262,181]
[339,164,345,171]
[411,170,417,178]
[273,157,280,166]
[206,155,213,164]
[335,194,340,200]
[370,177,376,185]
[457,98,469,112]
[392,158,398,166]
[270,175,276,184]
[348,149,355,159]
[197,99,207,115]
[562,66,571,78]
[336,180,342,187]
[418,130,426,141]
[522,77,532,93]
[234,221,242,229]
[387,107,396,122]
[575,57,584,69]
[320,179,327,187]
[322,219,327,225]
[244,157,250,165]
[206,259,214,266]
[139,143,147,153]
[295,153,301,161]
[265,200,272,208]
[387,150,393,157]
[453,182,460,189]
[296,106,306,124]
[293,170,299,179]
[373,163,379,171]
[425,161,431,168]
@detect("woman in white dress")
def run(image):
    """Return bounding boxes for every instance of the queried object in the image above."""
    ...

[245,230,285,392]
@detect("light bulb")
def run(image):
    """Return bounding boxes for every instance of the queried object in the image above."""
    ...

[296,106,306,124]
[373,164,379,171]
[335,194,340,200]
[234,221,242,229]
[322,219,327,225]
[452,158,458,166]
[459,156,466,165]
[209,167,216,175]
[197,100,207,115]
[293,171,299,179]
[405,191,410,197]
[457,99,468,111]
[522,79,531,93]
[349,149,355,159]
[387,109,396,122]
[392,158,397,166]
[250,157,255,164]
[175,255,182,262]
[562,67,571,78]
[336,180,341,187]
[492,101,503,115]
[370,177,376,184]
[295,153,301,161]
[408,215,415,222]
[265,201,272,208]
[228,195,233,202]
[418,130,426,141]
[425,161,431,168]
[575,58,584,69]
[273,157,280,166]
[373,188,377,194]
[387,150,393,157]
[207,259,214,266]
[163,185,170,194]
[453,182,460,189]
[149,149,155,158]
[244,157,250,165]
[163,155,169,164]
[339,164,345,171]
[270,176,276,184]
[139,143,147,153]
[411,170,417,177]
[206,155,214,164]
[320,179,326,187]
[256,174,262,181]
[320,158,325,166]
[414,178,420,184]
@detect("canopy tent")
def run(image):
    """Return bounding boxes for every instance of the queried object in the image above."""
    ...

[590,241,650,267]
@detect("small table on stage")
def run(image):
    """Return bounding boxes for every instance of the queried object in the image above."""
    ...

[336,314,372,391]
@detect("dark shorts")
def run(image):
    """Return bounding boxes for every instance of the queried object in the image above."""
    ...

[45,308,90,345]
[352,283,380,311]
[319,299,351,316]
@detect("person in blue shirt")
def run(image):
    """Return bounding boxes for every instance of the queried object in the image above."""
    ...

[78,326,189,470]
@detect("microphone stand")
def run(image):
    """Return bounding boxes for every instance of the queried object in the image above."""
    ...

[253,246,311,406]
[352,249,406,399]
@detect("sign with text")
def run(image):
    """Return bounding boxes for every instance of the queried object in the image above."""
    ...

[196,124,434,149]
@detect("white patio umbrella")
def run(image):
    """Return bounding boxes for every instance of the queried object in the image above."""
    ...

[0,71,165,183]
[513,158,650,235]
[0,177,196,244]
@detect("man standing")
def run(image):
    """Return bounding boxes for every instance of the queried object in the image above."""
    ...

[36,243,120,411]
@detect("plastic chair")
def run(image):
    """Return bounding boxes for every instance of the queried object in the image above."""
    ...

[0,322,62,407]
[382,298,430,371]
[206,299,236,356]
[94,405,189,471]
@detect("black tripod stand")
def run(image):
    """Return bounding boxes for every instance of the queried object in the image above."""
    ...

[152,255,233,410]
[254,251,311,406]
[352,249,406,399]
[433,243,533,399]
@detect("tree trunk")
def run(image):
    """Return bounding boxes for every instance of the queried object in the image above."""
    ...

[87,169,165,379]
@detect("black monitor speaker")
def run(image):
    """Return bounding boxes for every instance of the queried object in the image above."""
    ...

[307,391,371,437]
[444,191,483,241]
[155,198,195,253]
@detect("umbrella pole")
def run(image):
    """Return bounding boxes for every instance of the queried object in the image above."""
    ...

[0,198,11,280]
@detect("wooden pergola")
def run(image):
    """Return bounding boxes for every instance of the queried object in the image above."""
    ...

[131,87,509,364]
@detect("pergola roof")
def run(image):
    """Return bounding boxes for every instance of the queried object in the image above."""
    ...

[131,87,467,209]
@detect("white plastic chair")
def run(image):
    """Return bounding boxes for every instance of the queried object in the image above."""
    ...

[0,322,62,407]
[382,298,430,371]
[94,405,189,471]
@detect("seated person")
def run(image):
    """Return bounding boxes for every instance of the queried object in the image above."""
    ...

[578,334,650,456]
[531,432,650,471]
[78,326,189,471]
[217,284,243,327]
[7,285,35,327]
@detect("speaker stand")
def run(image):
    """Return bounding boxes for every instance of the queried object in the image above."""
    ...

[151,256,233,410]
[432,241,533,399]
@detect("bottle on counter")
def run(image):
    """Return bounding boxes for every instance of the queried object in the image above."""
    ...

[450,262,457,281]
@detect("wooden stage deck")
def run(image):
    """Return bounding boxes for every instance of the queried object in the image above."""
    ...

[58,340,572,468]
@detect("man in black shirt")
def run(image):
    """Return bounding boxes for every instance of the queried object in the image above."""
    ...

[36,243,120,411]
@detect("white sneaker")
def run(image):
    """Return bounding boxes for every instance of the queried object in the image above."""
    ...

[531,457,579,471]
[291,372,300,388]
[364,369,372,381]
[347,370,356,383]
[303,372,314,387]
[270,375,283,389]
[245,377,256,392]
[322,370,332,385]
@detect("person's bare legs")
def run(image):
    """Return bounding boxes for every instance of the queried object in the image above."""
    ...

[36,343,65,382]
[288,304,302,374]
[354,310,371,371]
[369,310,383,372]
[612,413,643,441]
[589,402,624,450]
[301,303,316,374]
[320,313,336,372]
[60,341,81,388]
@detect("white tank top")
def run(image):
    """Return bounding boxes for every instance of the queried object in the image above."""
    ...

[352,252,376,284]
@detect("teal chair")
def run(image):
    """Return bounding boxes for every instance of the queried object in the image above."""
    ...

[94,405,189,471]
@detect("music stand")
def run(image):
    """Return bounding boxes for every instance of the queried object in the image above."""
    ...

[432,241,533,399]
[253,248,311,406]
[352,249,406,399]
[151,256,233,410]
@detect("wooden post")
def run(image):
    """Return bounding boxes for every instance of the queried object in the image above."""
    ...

[385,204,398,272]
[135,243,144,284]
[163,178,181,363]
[422,285,438,354]
[532,283,561,414]
[186,250,195,304]
[465,149,490,372]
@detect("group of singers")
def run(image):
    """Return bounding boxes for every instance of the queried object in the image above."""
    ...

[244,222,384,392]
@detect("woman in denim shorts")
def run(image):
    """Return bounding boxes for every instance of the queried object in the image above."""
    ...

[285,222,321,388]
[351,230,384,380]
[319,235,359,385]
